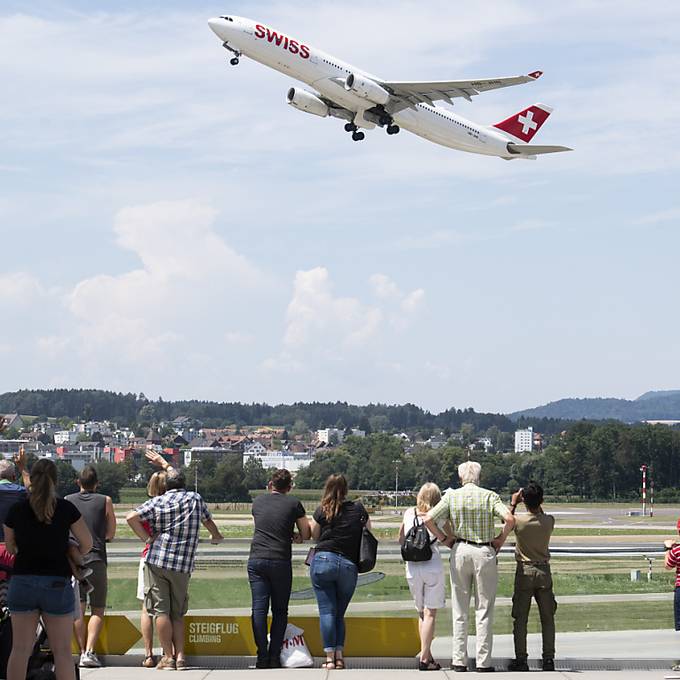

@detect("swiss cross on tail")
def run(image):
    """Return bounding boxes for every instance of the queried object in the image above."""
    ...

[493,103,553,142]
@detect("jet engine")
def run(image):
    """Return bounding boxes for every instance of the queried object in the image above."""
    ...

[344,73,390,106]
[287,88,329,117]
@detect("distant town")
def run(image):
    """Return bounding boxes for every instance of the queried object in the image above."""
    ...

[0,411,546,475]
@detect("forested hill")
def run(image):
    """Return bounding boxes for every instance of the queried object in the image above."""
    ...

[509,390,680,422]
[0,388,564,432]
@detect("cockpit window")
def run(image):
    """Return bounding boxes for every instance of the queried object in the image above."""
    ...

[219,16,234,21]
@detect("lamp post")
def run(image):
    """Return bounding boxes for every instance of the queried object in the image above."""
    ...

[392,459,400,511]
[640,464,647,516]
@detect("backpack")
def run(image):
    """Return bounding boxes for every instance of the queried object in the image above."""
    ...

[400,510,435,562]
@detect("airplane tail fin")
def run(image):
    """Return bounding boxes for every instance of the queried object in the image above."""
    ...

[492,103,553,142]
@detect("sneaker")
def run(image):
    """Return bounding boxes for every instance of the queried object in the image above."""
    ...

[672,662,680,672]
[155,656,177,671]
[451,665,468,672]
[79,651,102,668]
[507,659,529,672]
[542,659,555,672]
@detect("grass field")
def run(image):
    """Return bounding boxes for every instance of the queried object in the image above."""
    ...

[104,559,676,613]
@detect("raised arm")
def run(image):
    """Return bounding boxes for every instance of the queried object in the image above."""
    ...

[145,450,173,471]
[13,447,31,488]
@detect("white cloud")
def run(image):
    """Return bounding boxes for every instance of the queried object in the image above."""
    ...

[0,272,44,302]
[369,273,401,300]
[401,289,425,314]
[511,219,553,232]
[65,199,267,364]
[283,267,383,350]
[634,208,680,226]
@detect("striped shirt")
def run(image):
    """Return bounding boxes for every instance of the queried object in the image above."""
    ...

[428,483,509,544]
[667,544,680,587]
[136,489,211,574]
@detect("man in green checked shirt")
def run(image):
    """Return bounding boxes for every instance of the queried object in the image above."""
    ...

[425,461,515,673]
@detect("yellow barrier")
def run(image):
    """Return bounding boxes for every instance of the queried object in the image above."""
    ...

[70,614,419,657]
[71,616,142,655]
[185,615,420,657]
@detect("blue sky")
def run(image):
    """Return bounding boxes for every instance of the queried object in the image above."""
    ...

[1,1,679,414]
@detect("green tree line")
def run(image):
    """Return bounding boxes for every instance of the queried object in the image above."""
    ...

[295,423,680,501]
[0,388,568,434]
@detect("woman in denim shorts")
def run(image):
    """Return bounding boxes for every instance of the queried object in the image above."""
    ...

[3,459,92,680]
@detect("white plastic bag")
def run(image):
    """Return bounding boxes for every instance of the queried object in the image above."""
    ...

[280,623,314,668]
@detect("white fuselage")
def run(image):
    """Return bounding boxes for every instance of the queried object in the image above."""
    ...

[209,16,515,157]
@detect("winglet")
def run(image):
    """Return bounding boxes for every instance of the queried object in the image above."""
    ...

[528,70,543,80]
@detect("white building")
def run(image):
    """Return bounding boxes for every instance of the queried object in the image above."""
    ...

[514,427,533,453]
[317,428,343,445]
[476,437,493,453]
[54,430,78,445]
[243,449,313,474]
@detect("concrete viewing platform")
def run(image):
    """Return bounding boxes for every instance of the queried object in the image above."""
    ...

[77,630,680,678]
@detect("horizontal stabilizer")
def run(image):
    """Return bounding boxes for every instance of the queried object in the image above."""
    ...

[506,143,572,156]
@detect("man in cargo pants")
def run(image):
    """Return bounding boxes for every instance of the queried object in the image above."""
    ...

[507,482,556,672]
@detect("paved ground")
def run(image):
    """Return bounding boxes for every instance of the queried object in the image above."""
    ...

[76,630,680,677]
[78,670,680,679]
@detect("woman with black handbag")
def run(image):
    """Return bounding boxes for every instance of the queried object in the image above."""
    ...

[399,483,454,671]
[309,474,371,670]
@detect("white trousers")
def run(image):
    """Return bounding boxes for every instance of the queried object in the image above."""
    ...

[449,541,498,669]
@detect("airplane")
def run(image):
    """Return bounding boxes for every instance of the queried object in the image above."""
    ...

[208,15,572,160]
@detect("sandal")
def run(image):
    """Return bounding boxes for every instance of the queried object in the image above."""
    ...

[335,658,346,670]
[419,658,441,671]
[321,660,336,669]
[141,655,156,668]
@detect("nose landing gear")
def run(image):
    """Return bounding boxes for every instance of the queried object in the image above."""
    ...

[222,42,241,66]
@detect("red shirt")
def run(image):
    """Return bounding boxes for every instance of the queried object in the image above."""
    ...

[141,520,152,558]
[667,544,680,587]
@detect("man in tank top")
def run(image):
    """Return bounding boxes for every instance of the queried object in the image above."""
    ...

[66,464,116,669]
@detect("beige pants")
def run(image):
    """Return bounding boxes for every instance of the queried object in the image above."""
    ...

[449,541,498,669]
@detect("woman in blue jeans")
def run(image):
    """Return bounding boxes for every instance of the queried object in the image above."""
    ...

[3,458,92,680]
[310,474,370,669]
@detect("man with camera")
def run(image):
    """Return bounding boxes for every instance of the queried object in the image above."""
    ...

[507,482,556,672]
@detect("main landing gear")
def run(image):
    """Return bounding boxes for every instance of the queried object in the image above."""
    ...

[222,42,241,66]
[378,114,400,135]
[344,122,365,141]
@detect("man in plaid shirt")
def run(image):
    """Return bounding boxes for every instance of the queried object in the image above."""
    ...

[127,468,223,671]
[425,461,515,673]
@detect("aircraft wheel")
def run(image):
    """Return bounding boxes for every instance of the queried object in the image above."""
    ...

[230,57,240,66]
[344,122,357,132]
[379,115,391,127]
[387,124,400,135]
[352,131,365,141]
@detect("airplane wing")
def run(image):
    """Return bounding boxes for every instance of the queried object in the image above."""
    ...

[382,71,543,112]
